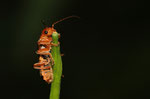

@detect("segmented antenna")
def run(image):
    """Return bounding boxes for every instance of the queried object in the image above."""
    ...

[52,15,80,28]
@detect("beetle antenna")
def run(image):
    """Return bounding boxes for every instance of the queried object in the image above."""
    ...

[52,15,80,28]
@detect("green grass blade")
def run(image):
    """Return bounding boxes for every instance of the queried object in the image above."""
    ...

[49,32,62,99]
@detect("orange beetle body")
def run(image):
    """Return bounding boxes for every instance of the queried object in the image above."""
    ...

[33,16,79,84]
[34,27,58,83]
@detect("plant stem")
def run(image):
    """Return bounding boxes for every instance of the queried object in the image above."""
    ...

[49,32,62,99]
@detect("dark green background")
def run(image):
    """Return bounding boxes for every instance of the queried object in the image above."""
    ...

[1,0,150,99]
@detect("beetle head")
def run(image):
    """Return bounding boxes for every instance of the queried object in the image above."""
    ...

[38,27,56,45]
[42,27,56,36]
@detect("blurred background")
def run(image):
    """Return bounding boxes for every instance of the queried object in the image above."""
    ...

[1,0,150,99]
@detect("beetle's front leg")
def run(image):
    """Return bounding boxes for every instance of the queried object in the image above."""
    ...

[51,42,60,46]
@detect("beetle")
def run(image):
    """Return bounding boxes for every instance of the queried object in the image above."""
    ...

[33,16,79,83]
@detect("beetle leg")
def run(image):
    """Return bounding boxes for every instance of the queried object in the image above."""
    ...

[61,54,64,56]
[41,69,53,83]
[44,56,50,65]
[51,42,60,46]
[62,75,64,78]
[58,33,60,38]
[34,65,51,70]
[48,53,54,65]
[35,56,49,65]
[39,52,54,65]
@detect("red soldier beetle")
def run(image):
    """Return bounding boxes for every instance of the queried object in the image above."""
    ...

[33,15,80,83]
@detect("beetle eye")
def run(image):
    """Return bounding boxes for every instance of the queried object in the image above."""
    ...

[44,31,48,34]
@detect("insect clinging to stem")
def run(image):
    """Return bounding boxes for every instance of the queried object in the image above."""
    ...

[33,15,80,84]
